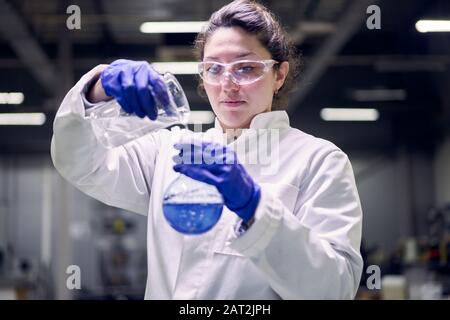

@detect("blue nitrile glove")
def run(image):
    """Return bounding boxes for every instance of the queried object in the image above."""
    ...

[173,141,261,223]
[100,59,170,120]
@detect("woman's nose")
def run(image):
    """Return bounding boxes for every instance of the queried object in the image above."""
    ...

[220,72,240,91]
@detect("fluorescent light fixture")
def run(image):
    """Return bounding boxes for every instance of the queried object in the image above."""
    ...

[140,21,206,33]
[351,89,406,102]
[320,108,379,121]
[188,111,215,124]
[151,62,198,75]
[0,92,24,104]
[416,20,450,33]
[0,113,46,125]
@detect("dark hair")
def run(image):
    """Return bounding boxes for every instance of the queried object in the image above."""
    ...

[194,0,301,109]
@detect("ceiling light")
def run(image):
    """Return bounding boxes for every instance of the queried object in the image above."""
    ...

[320,108,379,121]
[0,113,46,125]
[151,62,198,75]
[416,20,450,33]
[0,92,24,104]
[140,21,206,33]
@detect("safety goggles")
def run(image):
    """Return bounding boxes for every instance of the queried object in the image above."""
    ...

[198,59,279,86]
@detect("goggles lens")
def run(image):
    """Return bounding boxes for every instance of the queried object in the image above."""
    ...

[198,60,276,85]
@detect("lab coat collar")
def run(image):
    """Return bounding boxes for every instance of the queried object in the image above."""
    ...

[214,111,290,131]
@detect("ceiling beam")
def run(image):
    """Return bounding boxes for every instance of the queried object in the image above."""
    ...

[289,0,313,44]
[0,0,56,95]
[287,0,376,111]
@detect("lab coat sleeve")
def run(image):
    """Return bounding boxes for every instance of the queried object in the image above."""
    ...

[229,150,363,299]
[51,65,165,215]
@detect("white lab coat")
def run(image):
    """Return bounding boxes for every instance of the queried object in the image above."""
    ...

[51,65,364,299]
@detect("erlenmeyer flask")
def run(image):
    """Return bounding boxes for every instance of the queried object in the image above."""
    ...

[162,174,224,234]
[87,73,190,148]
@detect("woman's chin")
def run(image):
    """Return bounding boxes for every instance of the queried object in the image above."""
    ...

[218,114,251,129]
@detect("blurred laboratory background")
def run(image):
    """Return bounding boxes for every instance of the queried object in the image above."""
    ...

[0,0,449,300]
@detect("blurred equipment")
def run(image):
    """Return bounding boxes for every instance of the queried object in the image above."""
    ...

[426,205,450,273]
[92,209,147,300]
[381,275,407,300]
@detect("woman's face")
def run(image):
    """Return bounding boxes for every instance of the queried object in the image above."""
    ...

[203,27,289,130]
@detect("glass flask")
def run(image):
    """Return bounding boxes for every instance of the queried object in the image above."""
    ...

[163,174,224,235]
[87,72,190,149]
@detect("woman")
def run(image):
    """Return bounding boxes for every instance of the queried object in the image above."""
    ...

[51,0,363,299]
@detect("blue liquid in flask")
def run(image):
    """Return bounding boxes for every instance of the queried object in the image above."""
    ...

[163,203,223,234]
[163,175,224,235]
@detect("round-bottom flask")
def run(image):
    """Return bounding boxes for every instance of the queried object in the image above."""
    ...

[162,174,224,235]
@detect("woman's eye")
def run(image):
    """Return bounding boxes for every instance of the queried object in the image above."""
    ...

[237,66,254,74]
[207,65,222,75]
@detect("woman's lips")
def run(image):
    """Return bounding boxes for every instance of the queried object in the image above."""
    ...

[221,100,245,107]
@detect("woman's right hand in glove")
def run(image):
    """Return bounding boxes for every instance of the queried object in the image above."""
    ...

[88,59,170,120]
